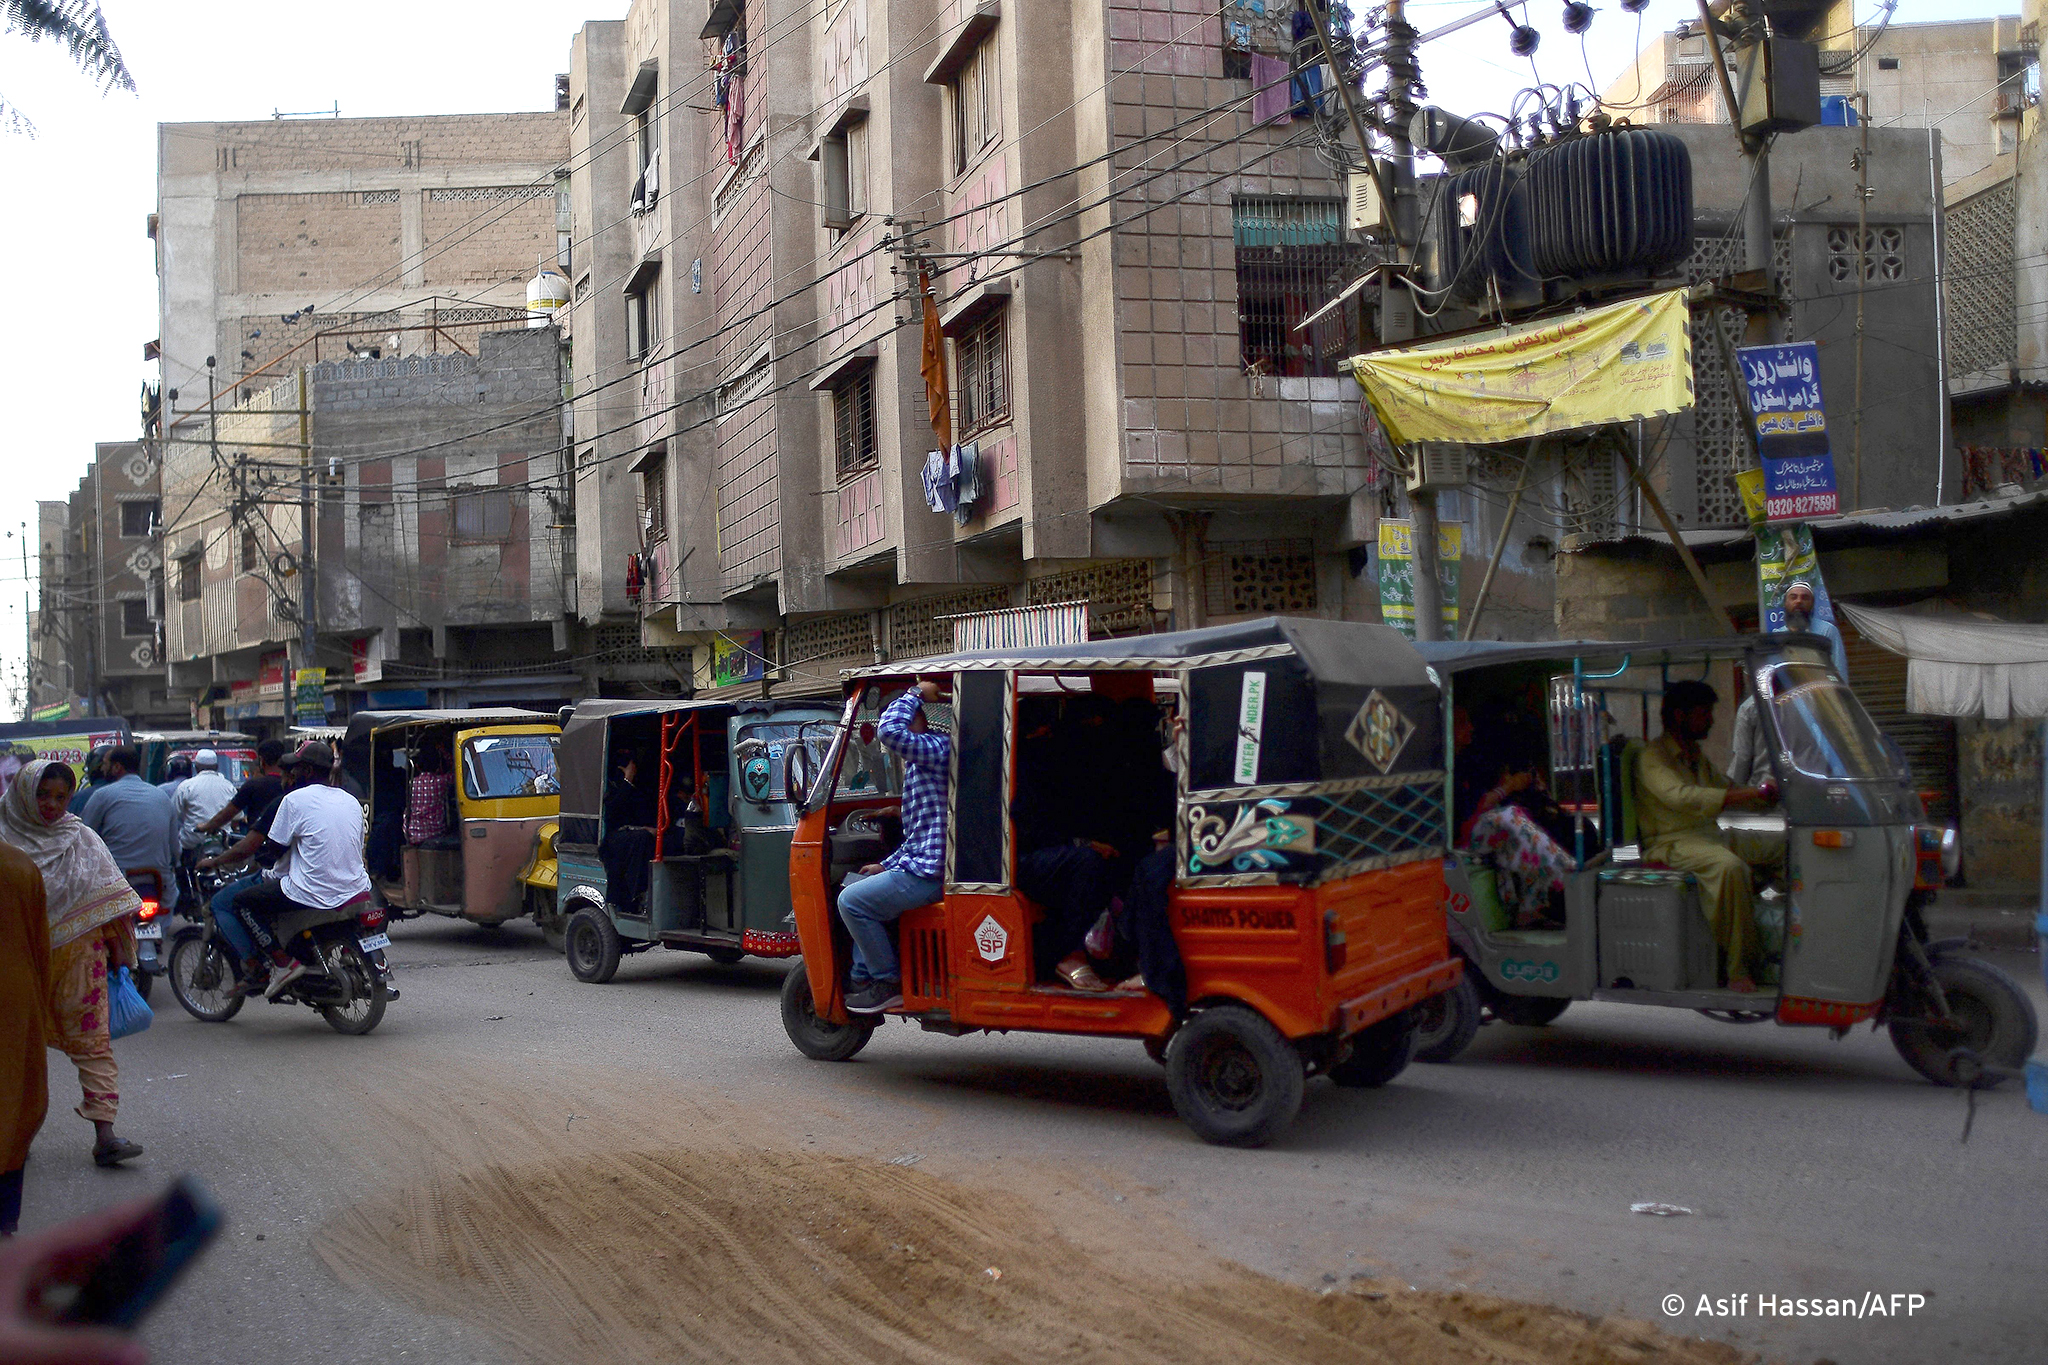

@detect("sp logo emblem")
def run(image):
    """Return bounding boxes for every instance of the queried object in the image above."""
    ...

[973,914,1009,963]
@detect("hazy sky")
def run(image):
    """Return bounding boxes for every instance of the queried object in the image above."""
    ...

[0,0,2014,711]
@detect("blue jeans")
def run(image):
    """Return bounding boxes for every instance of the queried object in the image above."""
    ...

[210,872,263,961]
[837,867,942,986]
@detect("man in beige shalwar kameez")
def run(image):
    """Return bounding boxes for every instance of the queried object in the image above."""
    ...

[1637,680,1783,992]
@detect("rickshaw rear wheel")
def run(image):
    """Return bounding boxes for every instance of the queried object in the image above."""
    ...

[780,962,874,1062]
[1330,1010,1415,1088]
[566,906,623,984]
[1411,974,1481,1064]
[1888,955,2038,1087]
[1164,1004,1305,1147]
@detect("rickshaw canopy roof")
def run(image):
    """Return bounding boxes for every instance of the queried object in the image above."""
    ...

[341,707,553,786]
[556,696,841,819]
[1414,632,1839,678]
[846,617,1434,689]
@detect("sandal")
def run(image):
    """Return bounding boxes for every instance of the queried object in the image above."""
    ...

[93,1138,144,1168]
[1054,958,1111,992]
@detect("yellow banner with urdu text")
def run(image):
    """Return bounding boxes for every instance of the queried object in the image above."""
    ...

[1346,288,1694,447]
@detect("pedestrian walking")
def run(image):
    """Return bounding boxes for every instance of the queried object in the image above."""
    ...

[0,841,51,1235]
[0,762,145,1169]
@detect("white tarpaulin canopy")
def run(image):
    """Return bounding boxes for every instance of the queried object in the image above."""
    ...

[1838,604,2048,720]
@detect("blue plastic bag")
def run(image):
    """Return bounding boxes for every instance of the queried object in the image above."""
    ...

[108,966,153,1041]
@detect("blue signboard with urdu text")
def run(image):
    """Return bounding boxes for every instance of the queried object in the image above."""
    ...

[1736,341,1840,522]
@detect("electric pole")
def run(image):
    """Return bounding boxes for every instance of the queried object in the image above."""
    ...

[1376,0,1444,642]
[297,369,316,674]
[18,522,30,719]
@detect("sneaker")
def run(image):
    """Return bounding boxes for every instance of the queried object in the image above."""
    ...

[844,980,902,1014]
[264,960,310,1000]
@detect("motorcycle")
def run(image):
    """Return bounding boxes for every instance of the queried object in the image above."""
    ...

[168,855,397,1035]
[123,869,170,1004]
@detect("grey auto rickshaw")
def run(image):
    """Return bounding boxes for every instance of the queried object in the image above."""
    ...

[551,697,841,982]
[341,708,561,931]
[1412,634,2038,1087]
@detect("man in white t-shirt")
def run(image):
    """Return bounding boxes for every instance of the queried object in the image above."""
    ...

[230,740,372,999]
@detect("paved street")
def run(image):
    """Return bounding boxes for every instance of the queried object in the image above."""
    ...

[18,914,2046,1365]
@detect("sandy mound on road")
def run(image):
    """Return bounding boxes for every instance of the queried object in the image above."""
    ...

[315,1148,1756,1365]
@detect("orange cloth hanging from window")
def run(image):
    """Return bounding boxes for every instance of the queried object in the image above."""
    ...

[918,265,953,453]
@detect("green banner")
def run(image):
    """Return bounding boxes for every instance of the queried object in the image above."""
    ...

[30,700,72,722]
[1376,519,1462,639]
[293,668,327,724]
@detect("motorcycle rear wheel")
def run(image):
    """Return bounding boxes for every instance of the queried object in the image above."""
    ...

[168,931,244,1023]
[319,941,389,1036]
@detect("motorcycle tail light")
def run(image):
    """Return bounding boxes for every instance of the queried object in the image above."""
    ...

[137,900,161,922]
[358,907,388,931]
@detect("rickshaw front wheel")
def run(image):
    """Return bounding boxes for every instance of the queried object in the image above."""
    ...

[1165,1004,1305,1148]
[1410,974,1482,1064]
[780,962,874,1062]
[1888,955,2039,1087]
[566,907,624,984]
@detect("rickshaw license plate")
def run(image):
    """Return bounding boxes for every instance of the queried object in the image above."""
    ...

[358,933,391,952]
[134,922,163,941]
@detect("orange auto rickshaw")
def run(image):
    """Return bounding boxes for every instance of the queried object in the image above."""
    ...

[778,618,1465,1146]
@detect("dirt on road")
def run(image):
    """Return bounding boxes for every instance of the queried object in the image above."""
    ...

[317,1125,1759,1365]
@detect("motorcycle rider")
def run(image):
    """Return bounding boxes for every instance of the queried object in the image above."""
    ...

[79,746,180,917]
[229,741,370,1000]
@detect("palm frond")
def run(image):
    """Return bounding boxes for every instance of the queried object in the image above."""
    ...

[4,0,136,94]
[0,92,36,138]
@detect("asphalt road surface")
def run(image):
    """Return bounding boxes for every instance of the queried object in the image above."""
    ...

[18,916,2045,1365]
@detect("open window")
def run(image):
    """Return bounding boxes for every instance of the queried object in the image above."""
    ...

[953,306,1008,435]
[817,104,869,232]
[950,36,1000,176]
[635,445,668,543]
[625,258,662,362]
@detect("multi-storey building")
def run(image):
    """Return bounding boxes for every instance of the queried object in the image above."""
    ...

[1605,8,2031,188]
[568,0,1382,684]
[35,445,181,726]
[149,107,708,723]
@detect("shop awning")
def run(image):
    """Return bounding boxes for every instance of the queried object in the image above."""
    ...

[1837,603,2048,720]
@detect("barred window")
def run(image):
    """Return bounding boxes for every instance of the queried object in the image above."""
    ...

[176,552,201,602]
[240,530,258,573]
[120,499,158,538]
[951,38,1000,176]
[121,598,152,637]
[638,448,667,543]
[834,370,877,479]
[955,309,1008,434]
[1232,196,1367,379]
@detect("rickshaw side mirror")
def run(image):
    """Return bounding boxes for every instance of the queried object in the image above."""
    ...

[785,742,815,812]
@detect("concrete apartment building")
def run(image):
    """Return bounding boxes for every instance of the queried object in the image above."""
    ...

[1604,7,2030,187]
[151,110,624,726]
[35,444,182,726]
[566,0,1378,683]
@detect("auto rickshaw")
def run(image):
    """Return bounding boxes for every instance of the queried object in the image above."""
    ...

[340,708,561,932]
[134,729,258,786]
[779,618,1466,1147]
[551,697,842,982]
[1412,633,2039,1086]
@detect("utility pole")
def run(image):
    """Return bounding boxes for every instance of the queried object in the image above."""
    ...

[1700,1,1781,346]
[18,522,30,718]
[1376,0,1444,641]
[1852,88,1871,510]
[297,369,316,672]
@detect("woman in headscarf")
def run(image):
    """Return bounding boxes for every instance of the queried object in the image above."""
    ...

[0,762,144,1168]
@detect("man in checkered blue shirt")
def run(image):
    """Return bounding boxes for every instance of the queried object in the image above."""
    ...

[840,679,949,1014]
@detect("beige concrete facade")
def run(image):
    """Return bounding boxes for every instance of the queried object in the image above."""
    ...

[570,0,1378,682]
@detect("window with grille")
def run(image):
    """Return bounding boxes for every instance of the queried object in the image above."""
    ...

[1203,539,1319,617]
[452,488,513,541]
[121,597,152,637]
[951,38,999,176]
[240,530,258,573]
[834,370,877,479]
[120,499,158,538]
[1232,196,1367,378]
[955,308,1008,434]
[638,449,667,542]
[176,552,200,602]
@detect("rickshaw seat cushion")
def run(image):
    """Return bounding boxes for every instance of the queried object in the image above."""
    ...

[1459,863,1514,934]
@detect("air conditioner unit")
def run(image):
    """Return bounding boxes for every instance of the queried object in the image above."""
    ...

[1406,443,1467,493]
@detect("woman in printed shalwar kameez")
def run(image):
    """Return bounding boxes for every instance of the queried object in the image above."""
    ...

[0,762,144,1168]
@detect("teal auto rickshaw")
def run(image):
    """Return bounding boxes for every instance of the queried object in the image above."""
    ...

[552,697,843,982]
[1413,633,2038,1087]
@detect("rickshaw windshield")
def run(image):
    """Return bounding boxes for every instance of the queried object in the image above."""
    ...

[462,733,559,799]
[734,722,847,802]
[822,685,957,804]
[1765,663,1895,782]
